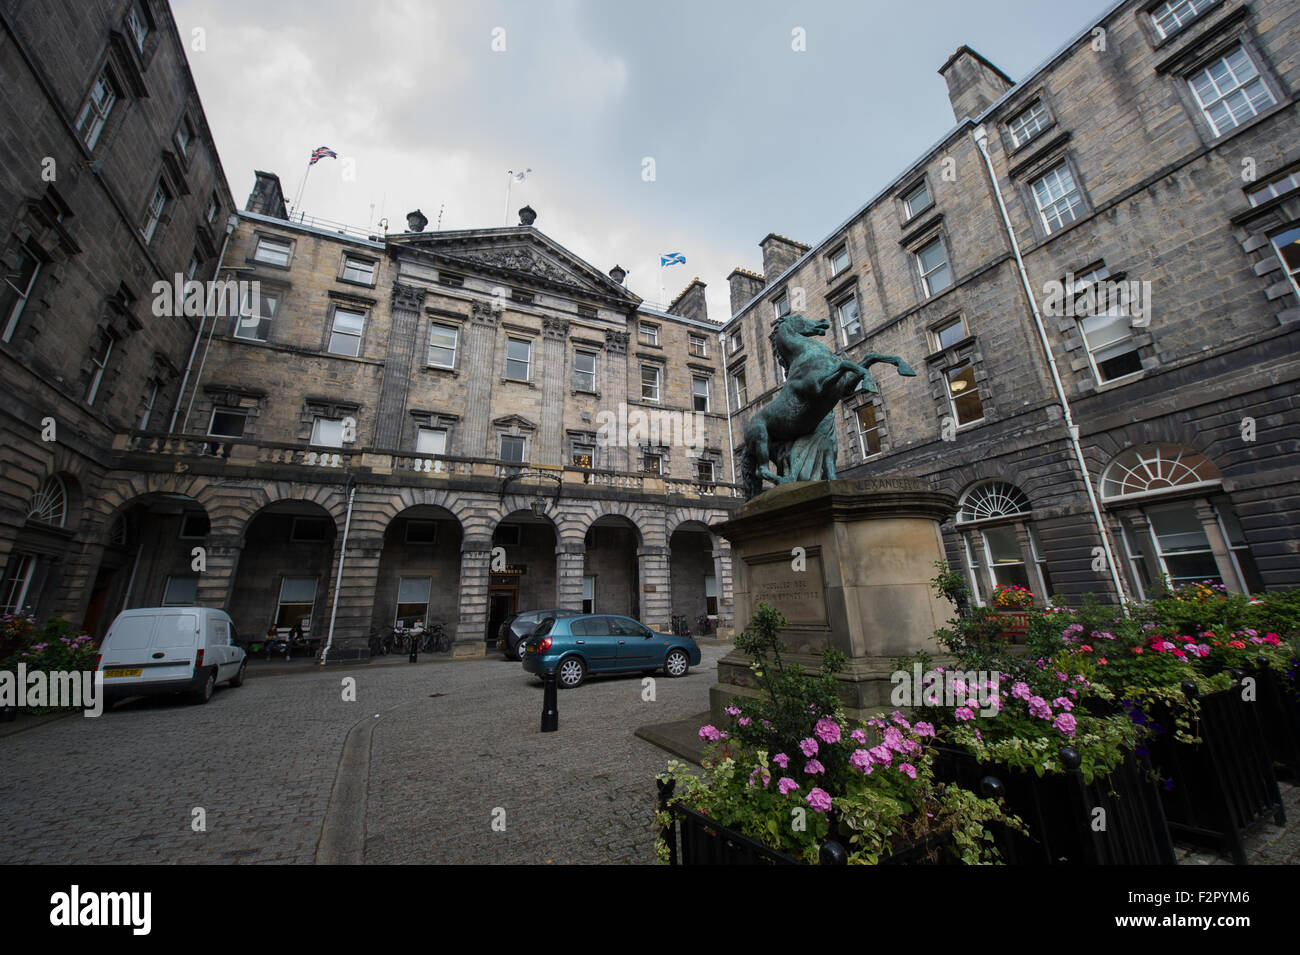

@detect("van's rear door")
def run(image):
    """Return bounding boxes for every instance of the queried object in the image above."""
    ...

[147,613,202,682]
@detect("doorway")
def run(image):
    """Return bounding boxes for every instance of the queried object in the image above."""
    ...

[487,589,516,648]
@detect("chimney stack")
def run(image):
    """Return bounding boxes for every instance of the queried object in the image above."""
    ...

[759,233,810,283]
[727,268,765,315]
[666,277,709,324]
[246,171,288,220]
[938,46,1013,123]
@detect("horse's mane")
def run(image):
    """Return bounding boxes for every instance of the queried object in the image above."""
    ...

[769,315,790,373]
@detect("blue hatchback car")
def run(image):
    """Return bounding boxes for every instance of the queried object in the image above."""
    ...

[521,613,701,688]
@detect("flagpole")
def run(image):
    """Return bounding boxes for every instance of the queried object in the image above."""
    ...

[504,172,513,226]
[291,159,314,221]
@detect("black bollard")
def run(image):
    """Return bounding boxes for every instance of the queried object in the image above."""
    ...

[409,639,418,664]
[541,669,558,732]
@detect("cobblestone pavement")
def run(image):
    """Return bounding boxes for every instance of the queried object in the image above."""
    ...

[0,645,728,865]
[1,642,1294,865]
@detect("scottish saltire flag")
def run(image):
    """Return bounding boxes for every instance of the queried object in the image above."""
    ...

[309,146,338,165]
[660,252,686,267]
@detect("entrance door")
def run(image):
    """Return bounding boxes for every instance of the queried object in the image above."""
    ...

[487,591,515,647]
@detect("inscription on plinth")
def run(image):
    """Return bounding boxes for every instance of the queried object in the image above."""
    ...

[745,550,827,627]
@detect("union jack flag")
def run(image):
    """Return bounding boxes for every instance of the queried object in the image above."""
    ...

[309,146,338,165]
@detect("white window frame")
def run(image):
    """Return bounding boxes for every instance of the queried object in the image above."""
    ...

[234,288,278,342]
[828,244,850,278]
[1150,0,1215,40]
[1188,46,1277,138]
[688,333,708,357]
[311,416,345,448]
[642,452,662,475]
[341,255,376,285]
[174,116,194,157]
[1247,171,1300,207]
[903,180,932,219]
[582,575,596,614]
[499,433,526,465]
[126,3,150,51]
[1032,163,1084,234]
[1008,100,1049,148]
[505,338,531,381]
[395,576,432,628]
[729,327,743,353]
[1269,227,1300,302]
[328,306,366,357]
[137,378,160,430]
[697,460,715,484]
[428,322,458,368]
[141,181,168,244]
[86,335,115,405]
[416,426,447,472]
[931,316,966,351]
[692,375,710,412]
[253,235,292,267]
[856,403,881,458]
[945,362,984,428]
[731,370,747,410]
[573,349,597,391]
[639,322,659,346]
[276,577,318,631]
[208,406,247,438]
[1,242,42,343]
[162,576,198,606]
[1,553,38,615]
[916,238,952,298]
[641,364,661,403]
[773,294,790,320]
[76,67,118,150]
[835,295,862,343]
[1072,267,1142,384]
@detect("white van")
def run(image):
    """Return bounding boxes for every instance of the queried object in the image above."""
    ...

[97,607,247,705]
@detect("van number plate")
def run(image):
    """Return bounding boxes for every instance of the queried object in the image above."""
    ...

[103,668,142,678]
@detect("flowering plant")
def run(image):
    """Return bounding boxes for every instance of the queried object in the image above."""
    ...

[992,584,1035,610]
[1,615,100,713]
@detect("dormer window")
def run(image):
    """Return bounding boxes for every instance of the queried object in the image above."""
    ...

[1149,0,1215,40]
[902,181,933,220]
[1008,100,1049,148]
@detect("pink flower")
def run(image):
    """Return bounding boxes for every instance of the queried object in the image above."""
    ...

[891,711,912,731]
[1011,682,1031,701]
[954,707,975,722]
[773,753,789,769]
[804,759,825,775]
[1052,697,1073,712]
[748,766,771,788]
[806,788,833,813]
[850,728,868,745]
[898,763,917,779]
[738,716,752,726]
[869,745,893,767]
[798,737,819,758]
[849,749,873,773]
[777,777,800,796]
[724,705,741,717]
[698,725,722,742]
[883,726,907,752]
[1053,713,1077,738]
[814,718,841,744]
[914,721,935,738]
[1027,696,1053,720]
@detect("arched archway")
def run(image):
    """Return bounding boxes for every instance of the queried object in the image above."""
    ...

[584,514,642,619]
[373,504,463,634]
[229,501,337,644]
[487,509,560,645]
[2,472,87,623]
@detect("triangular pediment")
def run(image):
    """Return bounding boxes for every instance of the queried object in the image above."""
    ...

[389,227,640,307]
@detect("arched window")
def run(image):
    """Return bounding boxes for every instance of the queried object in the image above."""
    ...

[1101,444,1258,596]
[953,482,1051,606]
[26,476,67,528]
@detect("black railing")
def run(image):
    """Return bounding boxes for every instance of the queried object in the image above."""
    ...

[1256,658,1300,780]
[657,778,801,865]
[1150,678,1285,865]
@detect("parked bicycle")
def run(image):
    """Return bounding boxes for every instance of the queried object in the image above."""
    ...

[417,623,451,653]
[695,614,713,636]
[368,624,394,657]
[671,614,692,639]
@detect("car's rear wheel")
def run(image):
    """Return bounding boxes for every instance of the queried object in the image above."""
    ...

[229,659,247,687]
[557,656,585,689]
[190,668,216,704]
[513,638,528,661]
[665,649,690,678]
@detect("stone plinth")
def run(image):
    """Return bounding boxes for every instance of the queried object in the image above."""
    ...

[709,478,956,722]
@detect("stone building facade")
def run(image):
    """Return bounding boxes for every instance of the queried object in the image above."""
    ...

[0,0,236,628]
[723,0,1300,607]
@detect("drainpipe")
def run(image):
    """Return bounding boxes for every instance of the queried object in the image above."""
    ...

[321,476,357,664]
[169,214,238,433]
[718,331,737,485]
[971,124,1129,610]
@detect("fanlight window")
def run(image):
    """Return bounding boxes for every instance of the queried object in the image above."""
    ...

[957,482,1031,523]
[1101,444,1220,501]
[26,476,67,527]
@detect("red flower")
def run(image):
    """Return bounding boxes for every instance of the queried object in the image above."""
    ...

[1098,658,1107,665]
[1132,648,1143,655]
[1080,645,1093,653]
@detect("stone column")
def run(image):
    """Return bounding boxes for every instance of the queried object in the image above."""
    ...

[326,533,384,653]
[638,544,671,631]
[1194,501,1242,593]
[712,538,735,638]
[462,302,499,458]
[602,329,630,472]
[373,283,427,449]
[194,532,242,611]
[556,539,585,610]
[455,536,492,657]
[538,317,569,466]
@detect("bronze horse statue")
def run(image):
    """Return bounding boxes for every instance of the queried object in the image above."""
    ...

[738,313,915,499]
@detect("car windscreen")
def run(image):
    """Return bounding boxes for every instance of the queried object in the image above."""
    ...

[533,617,556,637]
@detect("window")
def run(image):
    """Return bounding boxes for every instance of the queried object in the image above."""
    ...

[643,453,662,475]
[1,242,42,343]
[1,553,37,615]
[185,252,199,282]
[137,378,160,430]
[856,404,881,457]
[828,244,850,278]
[903,181,932,219]
[582,576,595,614]
[206,193,219,225]
[980,525,1032,591]
[311,416,345,448]
[1007,100,1049,148]
[26,476,67,527]
[1071,267,1142,383]
[141,180,169,243]
[1248,171,1300,206]
[1150,0,1215,39]
[416,427,447,457]
[1270,227,1300,301]
[208,407,247,438]
[572,444,595,469]
[328,307,365,357]
[931,317,966,351]
[698,460,715,485]
[946,363,983,426]
[253,236,291,267]
[76,68,118,150]
[505,338,531,380]
[916,238,952,297]
[338,255,375,284]
[125,2,150,50]
[729,327,743,353]
[573,349,597,391]
[291,518,329,542]
[428,323,458,368]
[179,512,209,539]
[276,577,317,630]
[233,289,279,342]
[162,576,198,606]
[405,521,438,544]
[500,434,525,473]
[835,295,862,343]
[731,370,748,409]
[1189,47,1276,137]
[1032,164,1084,234]
[174,117,194,157]
[705,575,718,616]
[689,333,708,357]
[85,335,115,405]
[773,294,790,319]
[639,322,659,346]
[641,364,661,402]
[692,376,710,412]
[395,577,431,627]
[955,483,1047,605]
[1101,443,1219,501]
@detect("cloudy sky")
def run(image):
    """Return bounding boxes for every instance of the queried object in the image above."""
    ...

[173,0,1114,320]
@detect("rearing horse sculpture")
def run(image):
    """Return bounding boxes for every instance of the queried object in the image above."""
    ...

[738,313,916,499]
